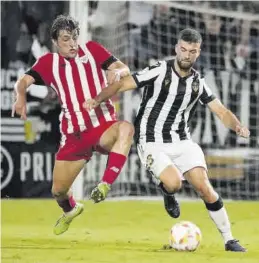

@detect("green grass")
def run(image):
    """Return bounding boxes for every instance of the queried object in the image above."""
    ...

[1,199,259,263]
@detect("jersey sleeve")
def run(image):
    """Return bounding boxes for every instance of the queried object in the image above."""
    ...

[26,53,52,86]
[132,62,162,88]
[199,80,216,105]
[86,41,118,70]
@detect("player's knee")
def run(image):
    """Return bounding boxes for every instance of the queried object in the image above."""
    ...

[197,184,218,203]
[159,165,182,193]
[161,176,182,193]
[118,121,135,140]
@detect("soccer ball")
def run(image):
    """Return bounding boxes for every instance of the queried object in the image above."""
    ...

[169,221,202,251]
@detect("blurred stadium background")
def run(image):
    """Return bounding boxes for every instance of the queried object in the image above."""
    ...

[1,0,259,201]
[1,1,259,263]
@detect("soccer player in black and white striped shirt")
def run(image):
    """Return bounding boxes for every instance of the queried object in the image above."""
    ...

[84,28,249,252]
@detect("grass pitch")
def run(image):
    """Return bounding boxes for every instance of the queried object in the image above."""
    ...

[2,199,259,263]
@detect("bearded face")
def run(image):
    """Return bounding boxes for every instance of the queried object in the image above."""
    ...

[175,40,201,71]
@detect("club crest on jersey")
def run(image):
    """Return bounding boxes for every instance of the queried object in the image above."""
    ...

[79,55,88,63]
[191,78,199,92]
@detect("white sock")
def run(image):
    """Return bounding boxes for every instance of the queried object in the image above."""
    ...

[208,207,234,244]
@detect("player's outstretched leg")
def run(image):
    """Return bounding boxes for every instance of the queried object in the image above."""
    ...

[185,167,247,252]
[52,160,86,235]
[159,182,180,218]
[90,121,134,203]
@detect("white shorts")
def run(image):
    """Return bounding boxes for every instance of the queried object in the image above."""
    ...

[137,140,207,180]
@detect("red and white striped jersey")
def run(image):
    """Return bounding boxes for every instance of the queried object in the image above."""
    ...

[29,41,117,135]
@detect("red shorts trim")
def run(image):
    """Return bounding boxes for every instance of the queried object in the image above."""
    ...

[56,121,117,161]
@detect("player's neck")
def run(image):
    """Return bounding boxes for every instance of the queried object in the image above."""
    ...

[173,60,192,78]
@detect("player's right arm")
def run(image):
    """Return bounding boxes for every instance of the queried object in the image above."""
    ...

[12,53,52,120]
[83,62,162,111]
[12,75,36,120]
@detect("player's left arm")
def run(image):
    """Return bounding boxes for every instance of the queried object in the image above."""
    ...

[199,80,250,138]
[83,61,162,111]
[83,75,137,111]
[86,41,130,84]
[208,98,250,138]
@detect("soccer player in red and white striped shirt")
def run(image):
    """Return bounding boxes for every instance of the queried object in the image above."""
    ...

[12,15,134,235]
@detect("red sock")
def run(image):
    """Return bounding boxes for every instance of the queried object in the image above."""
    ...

[69,196,76,208]
[102,152,127,184]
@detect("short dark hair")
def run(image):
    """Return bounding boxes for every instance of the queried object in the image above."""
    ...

[50,15,80,40]
[178,28,202,44]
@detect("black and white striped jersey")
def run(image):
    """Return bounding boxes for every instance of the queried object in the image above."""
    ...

[132,60,216,144]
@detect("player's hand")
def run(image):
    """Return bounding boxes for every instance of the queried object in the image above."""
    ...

[107,68,129,85]
[235,125,250,138]
[11,94,27,120]
[83,99,99,111]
